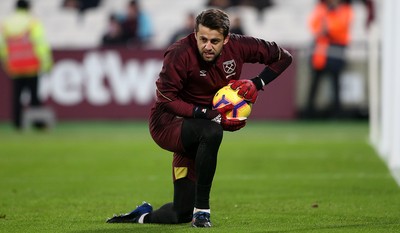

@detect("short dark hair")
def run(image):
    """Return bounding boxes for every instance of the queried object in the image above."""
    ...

[195,9,230,38]
[16,0,30,10]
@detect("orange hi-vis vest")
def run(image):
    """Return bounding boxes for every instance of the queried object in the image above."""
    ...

[5,31,40,76]
[309,3,353,70]
[1,10,52,77]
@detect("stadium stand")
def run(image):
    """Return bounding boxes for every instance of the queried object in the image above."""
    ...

[0,0,370,50]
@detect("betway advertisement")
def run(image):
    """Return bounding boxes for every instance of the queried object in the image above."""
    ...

[0,48,296,120]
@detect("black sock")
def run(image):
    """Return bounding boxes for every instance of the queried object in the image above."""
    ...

[195,183,211,209]
[144,203,177,224]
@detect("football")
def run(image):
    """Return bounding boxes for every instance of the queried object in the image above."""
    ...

[212,85,252,120]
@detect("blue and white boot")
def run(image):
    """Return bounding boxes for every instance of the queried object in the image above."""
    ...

[191,211,212,227]
[106,202,152,223]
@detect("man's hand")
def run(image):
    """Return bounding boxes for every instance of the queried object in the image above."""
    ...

[214,104,246,131]
[193,104,246,131]
[193,104,232,123]
[229,79,258,103]
[221,118,246,131]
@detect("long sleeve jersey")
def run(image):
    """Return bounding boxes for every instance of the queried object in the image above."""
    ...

[154,33,292,118]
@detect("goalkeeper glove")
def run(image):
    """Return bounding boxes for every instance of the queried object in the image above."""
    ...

[229,79,258,104]
[193,105,246,132]
[221,118,246,132]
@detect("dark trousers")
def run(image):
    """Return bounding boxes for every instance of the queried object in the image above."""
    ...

[12,76,42,129]
[306,57,345,118]
[148,114,223,224]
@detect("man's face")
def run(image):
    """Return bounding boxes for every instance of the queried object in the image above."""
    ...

[195,24,229,62]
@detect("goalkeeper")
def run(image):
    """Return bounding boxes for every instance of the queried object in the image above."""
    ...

[107,8,292,227]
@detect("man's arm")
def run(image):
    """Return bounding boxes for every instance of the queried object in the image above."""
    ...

[155,86,194,118]
[230,37,293,101]
[251,46,293,90]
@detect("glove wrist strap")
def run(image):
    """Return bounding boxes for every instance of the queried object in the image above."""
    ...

[250,77,264,90]
[193,107,221,123]
[193,106,208,118]
[251,67,279,90]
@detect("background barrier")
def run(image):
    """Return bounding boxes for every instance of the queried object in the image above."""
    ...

[0,48,297,121]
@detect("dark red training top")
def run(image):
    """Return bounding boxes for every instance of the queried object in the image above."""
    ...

[154,33,291,118]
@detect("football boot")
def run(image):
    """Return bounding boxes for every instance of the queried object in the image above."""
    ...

[106,202,152,223]
[191,211,212,228]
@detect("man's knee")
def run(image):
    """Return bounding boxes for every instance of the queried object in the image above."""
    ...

[206,121,223,135]
[198,120,223,143]
[182,119,223,150]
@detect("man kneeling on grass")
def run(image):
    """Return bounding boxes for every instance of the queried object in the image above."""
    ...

[106,8,292,228]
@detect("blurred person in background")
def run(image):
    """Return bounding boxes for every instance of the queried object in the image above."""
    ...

[106,8,292,228]
[62,0,101,14]
[0,0,53,130]
[305,0,353,119]
[101,13,125,46]
[363,0,375,29]
[169,12,196,45]
[62,0,80,10]
[230,16,245,35]
[207,0,232,9]
[351,0,375,29]
[120,0,153,47]
[231,0,274,20]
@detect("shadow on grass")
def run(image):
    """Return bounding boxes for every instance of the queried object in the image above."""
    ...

[69,222,400,233]
[266,222,400,233]
[70,223,190,233]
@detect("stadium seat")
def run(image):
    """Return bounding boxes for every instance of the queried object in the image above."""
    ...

[0,0,367,49]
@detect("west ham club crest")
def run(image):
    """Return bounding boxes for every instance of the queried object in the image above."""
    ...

[223,59,236,74]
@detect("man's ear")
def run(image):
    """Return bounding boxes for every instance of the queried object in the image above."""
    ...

[223,34,230,45]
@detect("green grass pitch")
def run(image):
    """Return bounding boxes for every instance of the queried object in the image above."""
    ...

[0,120,399,233]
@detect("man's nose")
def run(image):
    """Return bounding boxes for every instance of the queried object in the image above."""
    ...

[205,42,212,50]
